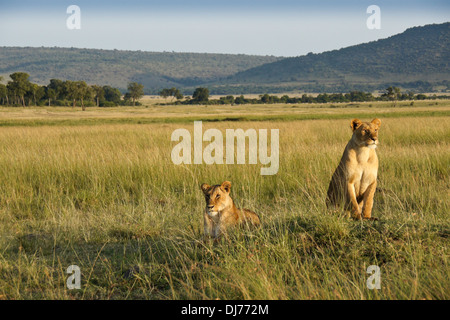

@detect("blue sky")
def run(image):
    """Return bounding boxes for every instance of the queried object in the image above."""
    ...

[1,0,449,56]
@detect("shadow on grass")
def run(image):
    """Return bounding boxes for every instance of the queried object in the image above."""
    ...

[4,211,449,299]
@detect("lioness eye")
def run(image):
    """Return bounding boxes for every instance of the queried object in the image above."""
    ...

[216,195,220,200]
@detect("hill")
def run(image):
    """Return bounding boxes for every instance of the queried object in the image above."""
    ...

[0,23,448,94]
[0,47,279,93]
[218,22,449,93]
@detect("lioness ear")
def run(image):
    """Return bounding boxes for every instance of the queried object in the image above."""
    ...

[350,119,362,132]
[221,181,231,193]
[371,118,381,128]
[201,183,211,194]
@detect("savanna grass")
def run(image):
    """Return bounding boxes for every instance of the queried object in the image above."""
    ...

[0,103,448,299]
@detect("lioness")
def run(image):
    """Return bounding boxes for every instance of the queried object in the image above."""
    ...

[326,118,381,220]
[201,181,261,239]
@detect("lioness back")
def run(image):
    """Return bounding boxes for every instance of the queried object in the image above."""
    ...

[240,208,261,226]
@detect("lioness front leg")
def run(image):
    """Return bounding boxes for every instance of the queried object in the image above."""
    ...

[362,181,377,220]
[347,182,361,220]
[203,214,216,239]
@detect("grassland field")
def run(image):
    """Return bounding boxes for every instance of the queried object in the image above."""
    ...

[0,99,448,300]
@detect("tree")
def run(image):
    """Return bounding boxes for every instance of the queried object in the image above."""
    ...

[76,81,90,111]
[103,86,122,105]
[192,87,209,103]
[48,79,65,100]
[175,91,184,100]
[159,87,183,102]
[219,95,234,105]
[0,84,8,105]
[0,76,6,105]
[127,82,144,106]
[62,81,92,110]
[316,93,330,103]
[260,94,271,104]
[26,83,44,106]
[45,87,56,106]
[64,81,78,108]
[159,88,170,99]
[382,86,401,101]
[301,94,312,103]
[123,92,133,104]
[7,72,31,107]
[406,90,415,100]
[346,91,373,102]
[234,95,246,104]
[415,93,427,100]
[91,85,104,107]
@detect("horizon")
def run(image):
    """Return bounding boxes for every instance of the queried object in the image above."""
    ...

[1,1,449,57]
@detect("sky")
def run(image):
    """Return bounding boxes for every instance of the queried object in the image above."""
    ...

[0,0,449,57]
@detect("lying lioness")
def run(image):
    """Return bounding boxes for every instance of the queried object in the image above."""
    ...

[326,118,381,220]
[201,181,261,239]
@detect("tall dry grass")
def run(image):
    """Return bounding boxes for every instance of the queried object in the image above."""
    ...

[0,108,448,299]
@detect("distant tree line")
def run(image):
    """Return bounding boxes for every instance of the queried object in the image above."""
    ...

[196,80,450,96]
[159,86,448,105]
[0,73,144,108]
[2,74,447,109]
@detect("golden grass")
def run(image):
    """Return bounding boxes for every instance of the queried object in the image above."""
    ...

[0,102,448,299]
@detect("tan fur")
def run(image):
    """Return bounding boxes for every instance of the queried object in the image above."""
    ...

[326,118,381,220]
[201,181,261,239]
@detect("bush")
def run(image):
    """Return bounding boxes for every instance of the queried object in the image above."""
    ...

[100,101,117,107]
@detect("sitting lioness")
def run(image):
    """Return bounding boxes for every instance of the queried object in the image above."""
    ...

[201,181,261,239]
[326,118,381,220]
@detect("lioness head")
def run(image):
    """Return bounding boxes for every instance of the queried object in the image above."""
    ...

[201,181,233,217]
[350,118,381,149]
